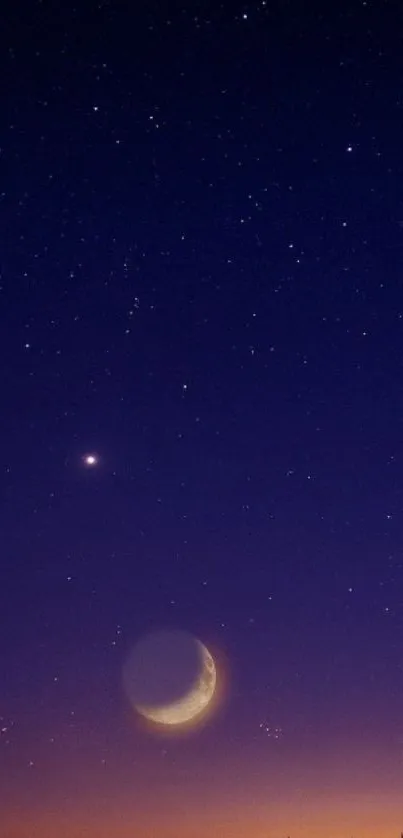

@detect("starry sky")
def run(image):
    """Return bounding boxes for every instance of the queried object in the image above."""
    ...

[1,0,403,835]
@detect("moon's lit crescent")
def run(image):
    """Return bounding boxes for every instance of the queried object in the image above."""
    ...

[136,642,216,726]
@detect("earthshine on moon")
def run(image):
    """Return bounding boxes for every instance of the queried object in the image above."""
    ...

[123,631,219,731]
[137,642,216,726]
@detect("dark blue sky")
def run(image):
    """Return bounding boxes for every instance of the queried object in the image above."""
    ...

[1,1,403,835]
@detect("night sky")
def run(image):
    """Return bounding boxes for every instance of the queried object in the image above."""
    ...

[1,1,403,835]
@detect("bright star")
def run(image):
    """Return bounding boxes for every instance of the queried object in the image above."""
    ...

[83,453,98,467]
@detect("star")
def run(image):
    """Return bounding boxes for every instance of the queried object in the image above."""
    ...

[83,453,99,467]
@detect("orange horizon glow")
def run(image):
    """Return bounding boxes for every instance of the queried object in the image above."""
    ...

[2,739,402,838]
[2,793,402,838]
[2,719,401,838]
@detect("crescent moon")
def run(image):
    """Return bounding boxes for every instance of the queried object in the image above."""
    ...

[136,642,216,726]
